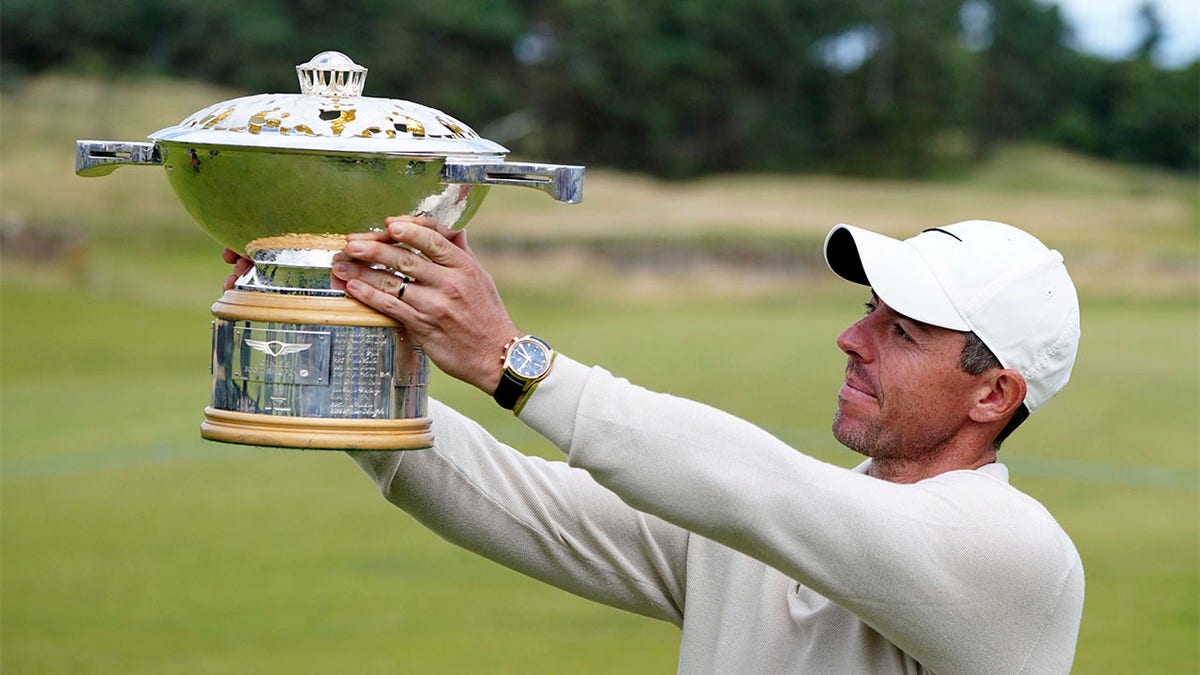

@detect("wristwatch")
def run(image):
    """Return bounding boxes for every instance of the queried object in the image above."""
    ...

[493,335,555,411]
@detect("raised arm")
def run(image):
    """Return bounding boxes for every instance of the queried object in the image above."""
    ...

[348,399,690,625]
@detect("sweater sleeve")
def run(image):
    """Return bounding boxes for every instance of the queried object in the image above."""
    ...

[519,356,1084,674]
[348,398,690,625]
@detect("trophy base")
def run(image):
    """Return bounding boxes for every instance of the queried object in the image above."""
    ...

[207,289,431,451]
[201,407,433,450]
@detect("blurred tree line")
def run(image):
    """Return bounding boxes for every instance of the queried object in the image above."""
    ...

[2,0,1196,177]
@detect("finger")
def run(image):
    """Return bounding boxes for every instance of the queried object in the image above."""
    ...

[223,256,253,291]
[234,257,253,276]
[330,272,348,293]
[344,229,392,243]
[448,228,474,255]
[384,214,439,231]
[331,262,411,298]
[344,278,420,325]
[221,248,241,264]
[338,240,444,286]
[335,230,391,264]
[383,219,467,267]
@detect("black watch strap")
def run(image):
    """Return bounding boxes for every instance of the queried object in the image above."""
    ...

[493,370,530,411]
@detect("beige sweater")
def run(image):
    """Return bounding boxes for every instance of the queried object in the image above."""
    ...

[351,356,1083,674]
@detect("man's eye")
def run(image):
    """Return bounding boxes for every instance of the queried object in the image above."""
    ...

[863,302,877,315]
[892,323,914,342]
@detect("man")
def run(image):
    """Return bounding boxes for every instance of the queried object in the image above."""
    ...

[243,217,1084,672]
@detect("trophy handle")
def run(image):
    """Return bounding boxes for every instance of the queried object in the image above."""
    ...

[441,159,584,204]
[75,140,163,177]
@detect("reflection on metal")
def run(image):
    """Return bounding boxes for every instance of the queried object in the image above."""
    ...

[147,52,501,154]
[213,320,423,420]
[75,50,585,253]
[442,160,584,204]
[75,141,161,177]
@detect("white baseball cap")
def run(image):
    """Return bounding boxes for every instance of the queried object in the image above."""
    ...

[823,220,1080,412]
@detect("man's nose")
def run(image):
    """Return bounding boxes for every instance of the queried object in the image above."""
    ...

[837,318,869,361]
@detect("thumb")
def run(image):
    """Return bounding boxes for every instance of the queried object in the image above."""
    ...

[447,228,475,256]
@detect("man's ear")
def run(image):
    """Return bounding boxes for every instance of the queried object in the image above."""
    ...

[969,369,1027,424]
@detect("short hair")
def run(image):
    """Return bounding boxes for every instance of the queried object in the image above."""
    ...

[960,331,1029,449]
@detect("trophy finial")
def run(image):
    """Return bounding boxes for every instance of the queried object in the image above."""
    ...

[296,51,367,97]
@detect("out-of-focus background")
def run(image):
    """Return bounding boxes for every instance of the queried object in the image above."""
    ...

[1,1,1196,673]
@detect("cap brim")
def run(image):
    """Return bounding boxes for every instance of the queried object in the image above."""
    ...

[823,224,970,331]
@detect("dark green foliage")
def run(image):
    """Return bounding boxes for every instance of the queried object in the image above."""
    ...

[2,0,1194,175]
[1050,55,1199,170]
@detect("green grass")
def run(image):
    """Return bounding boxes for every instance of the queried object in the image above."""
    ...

[2,74,1198,673]
[3,279,1197,673]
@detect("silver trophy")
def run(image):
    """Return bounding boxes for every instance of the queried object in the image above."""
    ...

[76,51,584,450]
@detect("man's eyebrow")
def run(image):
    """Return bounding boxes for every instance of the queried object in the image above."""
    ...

[902,315,935,335]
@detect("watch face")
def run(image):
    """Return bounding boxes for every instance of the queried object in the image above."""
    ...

[508,338,551,379]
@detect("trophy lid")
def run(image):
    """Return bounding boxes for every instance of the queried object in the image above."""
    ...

[148,51,508,157]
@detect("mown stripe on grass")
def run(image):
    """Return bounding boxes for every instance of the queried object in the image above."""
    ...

[1003,456,1199,490]
[2,436,1196,491]
[0,441,259,480]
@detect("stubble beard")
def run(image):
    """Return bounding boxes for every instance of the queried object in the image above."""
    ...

[832,402,959,468]
[832,407,888,459]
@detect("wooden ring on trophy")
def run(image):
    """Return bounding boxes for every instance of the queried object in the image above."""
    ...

[211,290,402,327]
[201,407,433,450]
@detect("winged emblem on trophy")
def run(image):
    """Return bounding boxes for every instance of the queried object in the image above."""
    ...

[244,339,313,358]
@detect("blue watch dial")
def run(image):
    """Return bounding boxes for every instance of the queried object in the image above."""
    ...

[509,339,551,378]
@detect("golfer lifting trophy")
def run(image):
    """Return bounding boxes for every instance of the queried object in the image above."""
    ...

[75,51,584,450]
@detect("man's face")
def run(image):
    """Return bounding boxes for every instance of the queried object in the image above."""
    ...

[832,293,979,462]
